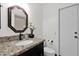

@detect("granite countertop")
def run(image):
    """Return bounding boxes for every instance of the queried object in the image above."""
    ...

[0,38,45,56]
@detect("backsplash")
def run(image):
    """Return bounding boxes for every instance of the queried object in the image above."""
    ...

[0,35,25,42]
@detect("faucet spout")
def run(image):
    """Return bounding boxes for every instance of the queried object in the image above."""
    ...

[19,32,22,40]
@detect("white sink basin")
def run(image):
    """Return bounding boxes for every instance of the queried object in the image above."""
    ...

[15,40,33,46]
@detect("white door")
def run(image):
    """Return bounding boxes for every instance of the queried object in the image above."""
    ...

[77,5,79,56]
[60,5,78,56]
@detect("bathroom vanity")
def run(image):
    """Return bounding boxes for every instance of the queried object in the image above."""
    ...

[0,37,44,56]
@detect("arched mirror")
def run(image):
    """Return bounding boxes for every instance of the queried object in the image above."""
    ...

[8,5,28,40]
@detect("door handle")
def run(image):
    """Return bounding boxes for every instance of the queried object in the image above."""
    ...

[74,32,78,38]
[74,36,78,38]
[74,32,77,34]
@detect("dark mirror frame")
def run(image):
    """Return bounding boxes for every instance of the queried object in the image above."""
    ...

[8,5,28,33]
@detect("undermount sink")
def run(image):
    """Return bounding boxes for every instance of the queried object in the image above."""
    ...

[15,40,33,46]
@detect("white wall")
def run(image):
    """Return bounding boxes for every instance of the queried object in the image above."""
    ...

[42,3,75,54]
[27,3,43,38]
[0,3,43,38]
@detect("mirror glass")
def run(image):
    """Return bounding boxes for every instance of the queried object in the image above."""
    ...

[11,7,26,30]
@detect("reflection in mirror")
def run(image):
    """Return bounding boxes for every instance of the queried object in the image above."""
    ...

[11,6,26,30]
[14,15,26,30]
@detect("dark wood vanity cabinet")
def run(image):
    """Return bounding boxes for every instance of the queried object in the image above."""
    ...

[18,42,44,56]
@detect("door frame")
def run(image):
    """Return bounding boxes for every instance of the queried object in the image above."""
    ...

[58,3,79,56]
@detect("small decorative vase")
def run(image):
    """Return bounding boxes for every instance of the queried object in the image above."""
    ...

[28,34,34,38]
[28,28,34,38]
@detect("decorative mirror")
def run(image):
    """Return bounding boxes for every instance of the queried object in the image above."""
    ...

[0,5,1,29]
[8,5,28,40]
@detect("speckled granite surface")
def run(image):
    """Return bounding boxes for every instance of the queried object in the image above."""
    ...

[0,35,25,42]
[0,35,45,56]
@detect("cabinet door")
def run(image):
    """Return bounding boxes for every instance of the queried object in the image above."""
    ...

[59,5,78,56]
[18,42,44,56]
